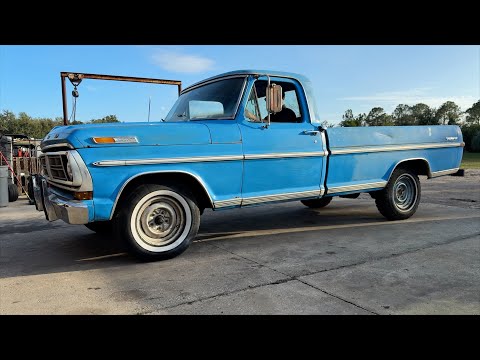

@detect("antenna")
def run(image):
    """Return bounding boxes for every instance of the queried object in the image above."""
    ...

[148,96,151,122]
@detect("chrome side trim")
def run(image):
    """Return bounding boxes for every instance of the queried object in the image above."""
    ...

[328,181,387,194]
[94,151,329,167]
[94,155,244,167]
[214,198,242,208]
[109,170,214,220]
[430,168,460,178]
[244,151,326,160]
[41,142,74,151]
[330,142,462,155]
[241,189,323,206]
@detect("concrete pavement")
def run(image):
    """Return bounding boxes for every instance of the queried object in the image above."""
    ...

[1,171,479,314]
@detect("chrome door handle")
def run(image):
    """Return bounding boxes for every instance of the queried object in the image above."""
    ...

[302,130,320,136]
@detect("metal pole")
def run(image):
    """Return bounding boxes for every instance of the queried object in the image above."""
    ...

[61,75,68,125]
[148,97,151,122]
[59,72,183,127]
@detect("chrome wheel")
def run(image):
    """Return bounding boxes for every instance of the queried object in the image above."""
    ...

[130,190,192,252]
[392,174,417,212]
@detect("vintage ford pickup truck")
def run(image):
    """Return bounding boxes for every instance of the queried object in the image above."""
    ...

[33,70,464,260]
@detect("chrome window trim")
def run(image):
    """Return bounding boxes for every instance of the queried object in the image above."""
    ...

[181,75,248,94]
[175,76,247,121]
[330,142,462,155]
[430,168,460,178]
[247,74,317,126]
[328,181,388,194]
[93,151,327,167]
[109,170,214,220]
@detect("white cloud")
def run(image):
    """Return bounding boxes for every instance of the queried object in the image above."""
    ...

[341,88,477,111]
[151,50,214,73]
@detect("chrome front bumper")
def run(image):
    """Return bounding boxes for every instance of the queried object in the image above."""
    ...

[33,175,89,225]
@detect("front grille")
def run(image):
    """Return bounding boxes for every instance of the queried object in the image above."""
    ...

[45,154,69,182]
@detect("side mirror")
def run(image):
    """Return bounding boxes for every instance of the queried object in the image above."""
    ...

[266,83,283,114]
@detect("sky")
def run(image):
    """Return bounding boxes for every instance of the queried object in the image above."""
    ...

[1,45,479,125]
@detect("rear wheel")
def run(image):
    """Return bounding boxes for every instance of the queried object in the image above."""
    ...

[301,197,332,209]
[114,184,200,261]
[375,167,421,220]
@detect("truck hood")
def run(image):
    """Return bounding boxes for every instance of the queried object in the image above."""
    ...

[40,122,212,150]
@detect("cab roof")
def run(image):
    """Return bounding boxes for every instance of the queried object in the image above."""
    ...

[183,69,312,93]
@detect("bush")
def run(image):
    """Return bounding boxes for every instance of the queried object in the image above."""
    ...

[472,132,480,152]
[461,124,480,152]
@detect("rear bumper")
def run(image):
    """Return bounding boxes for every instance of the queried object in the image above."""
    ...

[33,175,89,225]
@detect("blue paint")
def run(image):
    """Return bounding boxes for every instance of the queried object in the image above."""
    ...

[40,70,464,223]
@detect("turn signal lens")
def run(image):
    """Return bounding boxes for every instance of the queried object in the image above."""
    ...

[74,191,93,200]
[92,136,138,144]
[92,137,116,144]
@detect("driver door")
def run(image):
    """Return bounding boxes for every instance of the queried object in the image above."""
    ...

[239,77,326,205]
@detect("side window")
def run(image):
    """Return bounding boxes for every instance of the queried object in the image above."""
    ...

[244,84,261,122]
[252,80,302,123]
[283,90,301,118]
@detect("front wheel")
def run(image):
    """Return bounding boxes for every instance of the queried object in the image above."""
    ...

[114,184,200,261]
[375,167,421,220]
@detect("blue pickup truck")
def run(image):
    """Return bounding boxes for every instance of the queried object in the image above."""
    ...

[33,70,464,260]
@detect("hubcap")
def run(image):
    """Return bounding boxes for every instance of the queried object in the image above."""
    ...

[393,174,417,212]
[136,195,186,247]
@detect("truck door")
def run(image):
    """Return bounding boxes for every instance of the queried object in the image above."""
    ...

[239,76,326,205]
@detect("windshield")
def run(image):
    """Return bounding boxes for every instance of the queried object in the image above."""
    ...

[164,77,245,122]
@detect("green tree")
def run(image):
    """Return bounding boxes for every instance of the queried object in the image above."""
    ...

[320,120,336,128]
[0,110,17,133]
[88,115,119,124]
[465,100,480,125]
[365,107,394,126]
[412,103,436,125]
[471,132,480,152]
[435,101,462,125]
[392,104,415,126]
[339,109,365,127]
[0,110,120,139]
[460,124,480,152]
